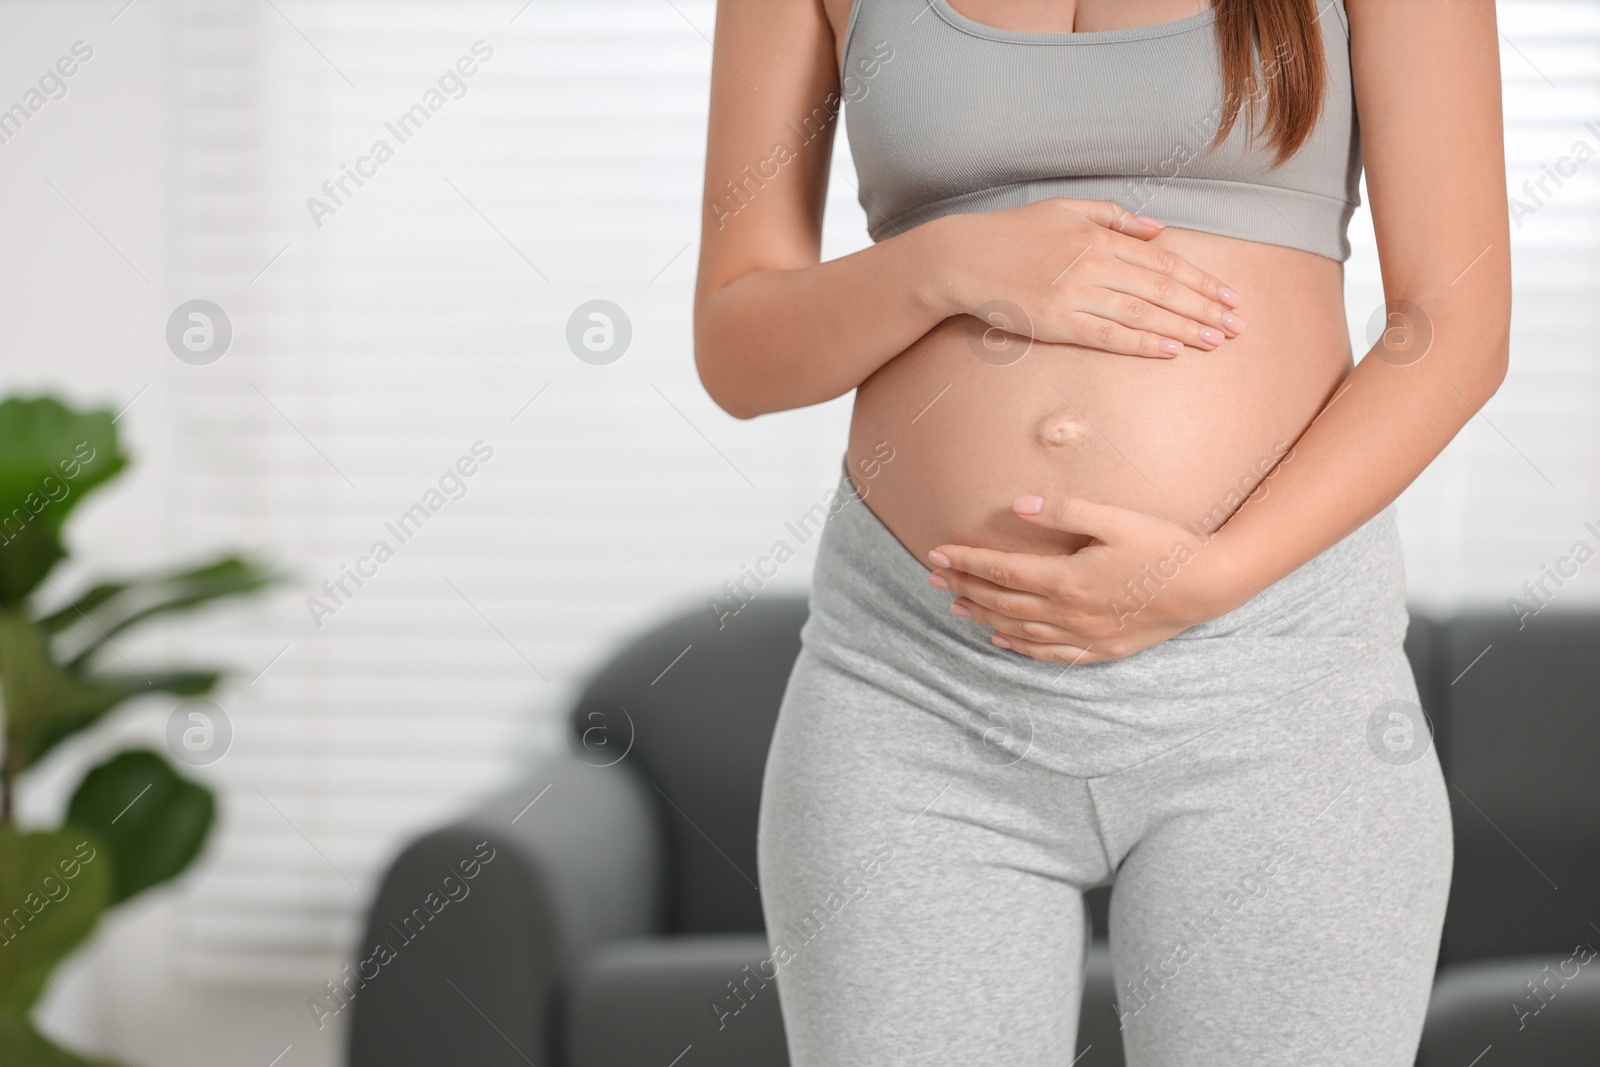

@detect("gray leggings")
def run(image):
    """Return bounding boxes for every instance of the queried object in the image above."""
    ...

[756,473,1453,1066]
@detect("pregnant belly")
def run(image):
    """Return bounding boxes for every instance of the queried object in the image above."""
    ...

[845,227,1355,565]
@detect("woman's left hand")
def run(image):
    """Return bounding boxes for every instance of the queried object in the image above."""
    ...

[927,494,1250,663]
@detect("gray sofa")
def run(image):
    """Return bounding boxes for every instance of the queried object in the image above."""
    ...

[347,596,1600,1067]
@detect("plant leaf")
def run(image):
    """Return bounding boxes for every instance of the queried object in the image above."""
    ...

[37,556,277,635]
[66,750,215,906]
[0,1016,123,1067]
[32,580,124,636]
[37,557,279,668]
[28,670,220,769]
[0,827,110,1017]
[0,612,57,757]
[1,612,219,772]
[0,398,128,608]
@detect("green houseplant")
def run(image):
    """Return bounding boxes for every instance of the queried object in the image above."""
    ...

[0,396,275,1065]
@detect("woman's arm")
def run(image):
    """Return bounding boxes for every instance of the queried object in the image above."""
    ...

[691,0,948,418]
[1199,0,1511,602]
[926,0,1511,662]
[694,0,1245,420]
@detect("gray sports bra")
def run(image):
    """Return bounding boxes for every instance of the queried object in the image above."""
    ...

[839,0,1361,260]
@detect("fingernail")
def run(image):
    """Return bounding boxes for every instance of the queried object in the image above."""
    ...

[1217,286,1239,308]
[929,550,951,568]
[1221,313,1245,335]
[1158,338,1183,356]
[992,634,1013,649]
[927,573,949,590]
[1013,495,1044,515]
[1199,327,1224,347]
[1136,215,1165,229]
[950,602,971,618]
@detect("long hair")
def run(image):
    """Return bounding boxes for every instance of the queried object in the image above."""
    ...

[1211,0,1329,165]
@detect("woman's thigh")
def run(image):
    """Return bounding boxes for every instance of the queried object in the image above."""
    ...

[1100,648,1453,1066]
[757,648,1107,1067]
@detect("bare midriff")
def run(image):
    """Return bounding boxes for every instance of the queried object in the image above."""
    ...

[845,228,1352,563]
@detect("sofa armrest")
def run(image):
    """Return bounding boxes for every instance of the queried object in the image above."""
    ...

[348,751,664,1067]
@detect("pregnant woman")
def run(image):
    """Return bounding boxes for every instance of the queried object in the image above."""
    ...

[694,0,1509,1062]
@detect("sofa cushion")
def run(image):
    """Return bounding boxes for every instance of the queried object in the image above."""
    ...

[1437,612,1600,964]
[1419,954,1600,1066]
[565,934,790,1067]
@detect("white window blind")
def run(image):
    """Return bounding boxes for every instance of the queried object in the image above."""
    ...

[161,0,864,984]
[151,0,1600,987]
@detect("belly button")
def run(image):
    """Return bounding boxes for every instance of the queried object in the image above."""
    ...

[1034,410,1090,449]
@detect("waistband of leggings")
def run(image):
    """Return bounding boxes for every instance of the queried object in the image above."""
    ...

[806,464,1410,679]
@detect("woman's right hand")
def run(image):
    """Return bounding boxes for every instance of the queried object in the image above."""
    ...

[922,198,1245,359]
